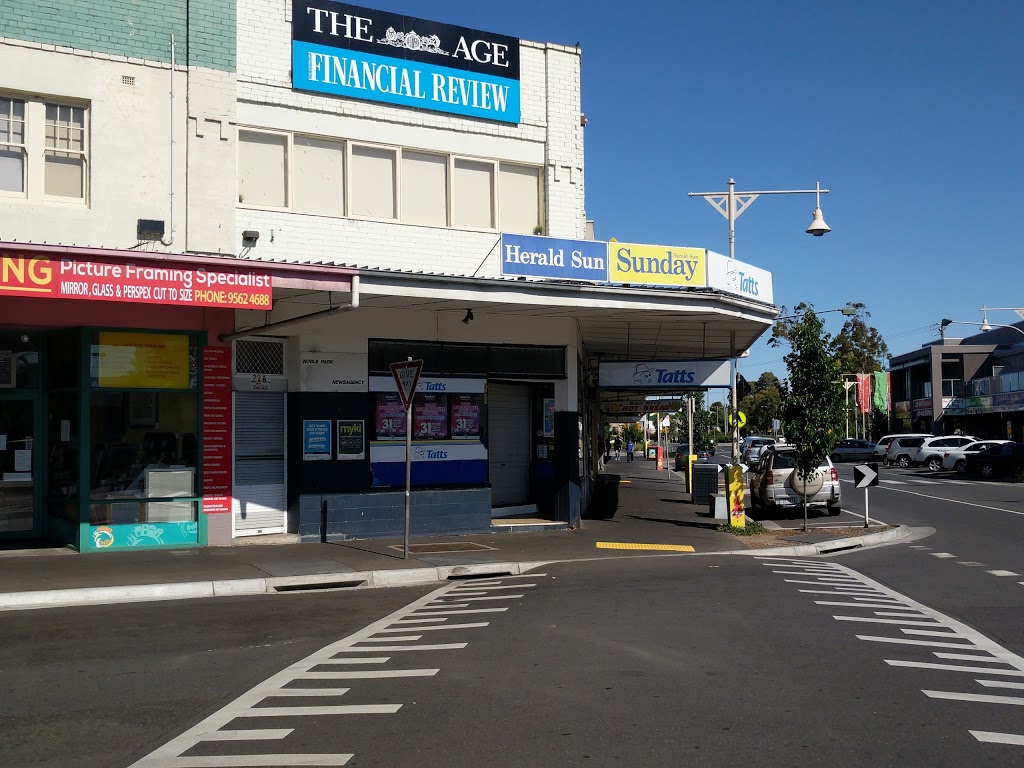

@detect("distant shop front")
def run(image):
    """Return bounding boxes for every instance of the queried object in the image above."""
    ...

[0,243,273,552]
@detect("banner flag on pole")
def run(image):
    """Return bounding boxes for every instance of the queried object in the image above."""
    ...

[858,373,872,414]
[872,371,888,412]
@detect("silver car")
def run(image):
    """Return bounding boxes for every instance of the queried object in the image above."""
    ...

[830,439,877,463]
[749,447,841,515]
[741,437,776,466]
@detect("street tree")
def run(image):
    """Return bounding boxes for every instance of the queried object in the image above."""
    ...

[739,372,784,434]
[780,309,845,531]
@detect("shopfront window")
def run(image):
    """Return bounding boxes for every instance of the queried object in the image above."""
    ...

[46,391,79,526]
[86,332,199,528]
[0,331,39,389]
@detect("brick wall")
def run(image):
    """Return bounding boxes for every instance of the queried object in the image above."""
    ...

[0,0,235,72]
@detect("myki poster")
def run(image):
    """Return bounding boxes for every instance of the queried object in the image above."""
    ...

[450,394,482,438]
[375,393,407,439]
[414,394,448,439]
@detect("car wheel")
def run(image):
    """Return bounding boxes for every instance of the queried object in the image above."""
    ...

[981,464,996,479]
[827,503,841,516]
[897,455,911,468]
[830,453,841,463]
[927,457,942,472]
[955,459,967,473]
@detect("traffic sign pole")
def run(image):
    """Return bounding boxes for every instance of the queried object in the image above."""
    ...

[853,462,879,529]
[864,485,870,528]
[390,357,423,560]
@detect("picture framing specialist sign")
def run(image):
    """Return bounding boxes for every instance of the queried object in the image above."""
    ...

[0,251,272,309]
[499,234,609,282]
[292,1,521,123]
[598,360,732,390]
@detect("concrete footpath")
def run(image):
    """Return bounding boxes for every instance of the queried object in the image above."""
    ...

[0,460,909,610]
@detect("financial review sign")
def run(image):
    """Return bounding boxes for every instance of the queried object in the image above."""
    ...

[292,2,521,123]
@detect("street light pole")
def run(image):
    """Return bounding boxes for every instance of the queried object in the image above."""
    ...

[688,178,832,465]
[941,318,1024,338]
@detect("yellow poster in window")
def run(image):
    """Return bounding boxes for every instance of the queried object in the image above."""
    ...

[609,243,706,287]
[97,332,190,389]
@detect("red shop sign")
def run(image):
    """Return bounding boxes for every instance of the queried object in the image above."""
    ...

[0,252,272,310]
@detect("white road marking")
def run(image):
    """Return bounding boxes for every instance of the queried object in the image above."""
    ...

[903,479,939,485]
[874,612,930,619]
[902,628,971,638]
[987,570,1020,577]
[126,575,542,767]
[885,660,1024,676]
[865,483,1024,516]
[977,680,1024,690]
[377,623,488,633]
[931,553,957,558]
[880,480,908,485]
[970,731,1024,746]
[296,669,439,679]
[416,603,470,610]
[453,584,536,591]
[834,616,940,626]
[855,635,982,650]
[945,480,970,485]
[851,596,902,603]
[957,562,986,567]
[910,545,931,549]
[459,595,524,601]
[815,601,909,609]
[924,690,1024,706]
[784,579,867,587]
[798,589,889,596]
[933,652,1005,663]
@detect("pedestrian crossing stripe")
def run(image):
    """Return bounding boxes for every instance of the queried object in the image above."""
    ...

[596,542,695,552]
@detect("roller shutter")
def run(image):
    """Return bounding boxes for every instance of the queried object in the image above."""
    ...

[233,391,286,536]
[488,383,531,508]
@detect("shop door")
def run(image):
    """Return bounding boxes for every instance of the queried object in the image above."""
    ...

[233,392,286,536]
[0,396,40,538]
[488,383,531,509]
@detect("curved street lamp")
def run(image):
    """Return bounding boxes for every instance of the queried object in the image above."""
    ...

[688,178,832,464]
[941,318,1024,338]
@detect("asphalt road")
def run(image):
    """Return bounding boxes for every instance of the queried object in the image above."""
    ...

[6,553,1024,767]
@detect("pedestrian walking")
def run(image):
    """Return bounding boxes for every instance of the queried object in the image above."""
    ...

[626,440,635,462]
[613,436,622,461]
[604,436,612,463]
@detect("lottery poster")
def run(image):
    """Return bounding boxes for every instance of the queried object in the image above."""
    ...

[450,394,482,438]
[414,394,448,440]
[375,393,407,440]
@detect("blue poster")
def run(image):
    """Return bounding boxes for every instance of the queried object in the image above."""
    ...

[303,419,333,461]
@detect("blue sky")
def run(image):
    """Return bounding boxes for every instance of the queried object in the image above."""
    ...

[380,1,1023,385]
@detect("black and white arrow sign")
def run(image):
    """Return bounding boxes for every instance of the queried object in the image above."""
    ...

[854,462,880,489]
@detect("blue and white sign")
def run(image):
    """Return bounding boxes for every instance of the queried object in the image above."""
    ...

[598,360,732,390]
[303,419,333,461]
[292,2,520,123]
[499,234,609,282]
[706,251,775,305]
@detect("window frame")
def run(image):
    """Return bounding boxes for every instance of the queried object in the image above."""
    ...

[0,92,89,205]
[235,125,543,235]
[236,127,292,212]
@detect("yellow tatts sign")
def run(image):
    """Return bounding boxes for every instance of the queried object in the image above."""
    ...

[609,243,706,287]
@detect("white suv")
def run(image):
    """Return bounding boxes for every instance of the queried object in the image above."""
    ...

[874,433,930,461]
[911,435,977,471]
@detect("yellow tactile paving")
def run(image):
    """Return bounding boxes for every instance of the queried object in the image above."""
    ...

[596,542,695,552]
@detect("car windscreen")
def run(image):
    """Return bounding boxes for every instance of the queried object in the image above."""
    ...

[772,453,797,469]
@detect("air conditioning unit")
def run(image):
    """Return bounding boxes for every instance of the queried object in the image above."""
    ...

[0,354,16,388]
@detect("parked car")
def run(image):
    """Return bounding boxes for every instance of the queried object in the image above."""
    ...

[886,436,928,467]
[911,435,978,472]
[741,437,776,466]
[874,433,931,461]
[748,446,841,515]
[942,440,1013,472]
[830,439,877,463]
[965,442,1024,479]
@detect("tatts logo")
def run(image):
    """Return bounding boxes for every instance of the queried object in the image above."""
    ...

[0,255,54,295]
[609,243,706,287]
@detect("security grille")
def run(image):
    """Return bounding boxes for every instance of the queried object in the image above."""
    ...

[121,75,136,86]
[235,339,284,375]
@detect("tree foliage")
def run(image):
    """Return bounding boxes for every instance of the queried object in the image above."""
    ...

[667,393,717,451]
[780,310,845,529]
[833,303,890,374]
[739,371,784,434]
[621,423,643,443]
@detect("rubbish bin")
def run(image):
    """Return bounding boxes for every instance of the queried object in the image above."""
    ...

[691,463,720,507]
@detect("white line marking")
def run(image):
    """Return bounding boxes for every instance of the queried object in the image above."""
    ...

[407,608,509,615]
[931,553,957,558]
[977,680,1024,690]
[880,480,908,485]
[332,643,467,652]
[957,562,986,567]
[910,546,931,549]
[264,688,352,697]
[770,570,854,577]
[442,591,488,597]
[835,616,940,626]
[816,601,910,609]
[902,628,967,637]
[459,595,523,601]
[904,479,939,485]
[945,480,970,485]
[851,596,902,603]
[304,658,389,665]
[924,690,1024,706]
[784,579,862,586]
[295,669,439,679]
[396,618,449,624]
[242,705,402,716]
[970,731,1024,746]
[377,623,488,633]
[139,756,354,766]
[874,612,930,619]
[198,729,294,741]
[453,584,536,591]
[416,603,470,610]
[869,483,1024,516]
[360,635,420,642]
[987,570,1020,577]
[886,660,1024,676]
[933,652,1004,663]
[798,590,890,596]
[855,635,982,650]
